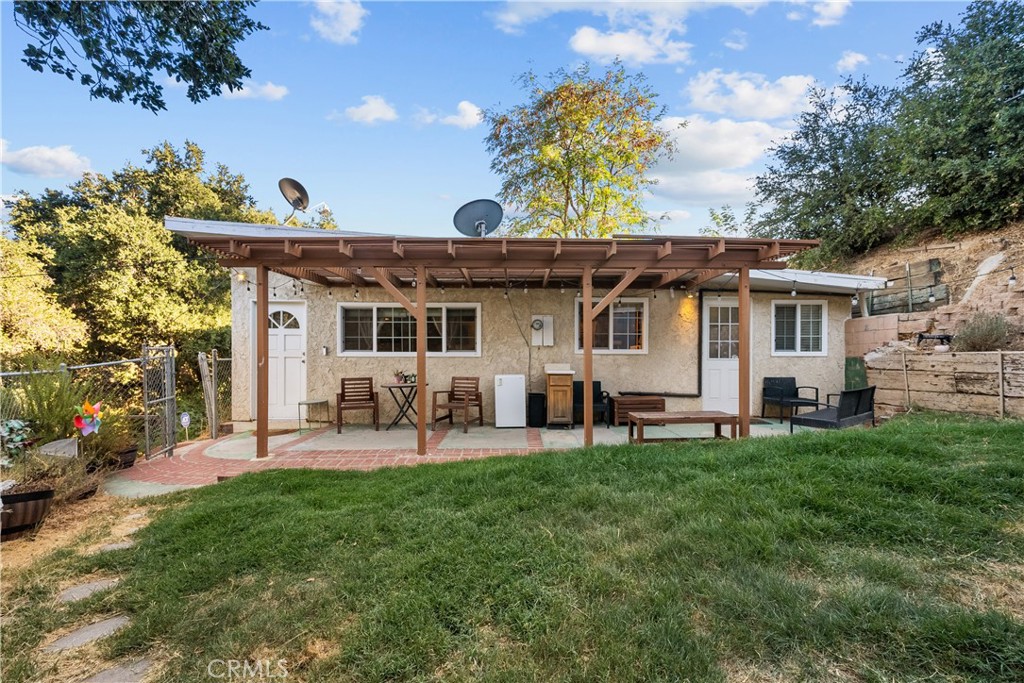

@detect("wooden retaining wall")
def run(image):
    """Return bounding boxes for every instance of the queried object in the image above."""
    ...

[865,350,1024,418]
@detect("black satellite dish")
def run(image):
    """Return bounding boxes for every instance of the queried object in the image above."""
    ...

[453,199,503,237]
[278,177,310,222]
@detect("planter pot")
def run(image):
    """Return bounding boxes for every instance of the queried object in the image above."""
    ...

[116,448,138,470]
[1,488,55,542]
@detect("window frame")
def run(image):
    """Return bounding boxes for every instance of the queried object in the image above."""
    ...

[336,302,482,357]
[573,296,650,355]
[770,300,828,357]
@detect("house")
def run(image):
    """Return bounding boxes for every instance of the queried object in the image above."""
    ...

[166,217,886,455]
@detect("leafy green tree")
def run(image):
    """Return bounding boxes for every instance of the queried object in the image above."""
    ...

[699,203,756,237]
[12,1,267,113]
[0,235,86,359]
[483,62,677,238]
[8,141,274,364]
[750,80,905,266]
[897,0,1024,234]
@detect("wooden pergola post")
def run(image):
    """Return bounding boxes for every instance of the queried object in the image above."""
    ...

[738,267,751,437]
[415,266,427,455]
[370,266,429,456]
[582,266,594,447]
[255,265,270,458]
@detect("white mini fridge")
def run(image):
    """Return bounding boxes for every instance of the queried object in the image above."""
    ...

[494,374,527,428]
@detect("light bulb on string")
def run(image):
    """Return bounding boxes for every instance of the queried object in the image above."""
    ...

[1010,268,1018,286]
[560,284,565,294]
[928,287,936,304]
[790,282,797,297]
[687,290,694,299]
[851,292,859,306]
[669,286,675,299]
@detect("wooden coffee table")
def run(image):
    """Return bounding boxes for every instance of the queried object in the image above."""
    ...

[627,410,739,444]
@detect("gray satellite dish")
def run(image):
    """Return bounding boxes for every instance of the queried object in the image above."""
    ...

[278,178,310,222]
[453,199,503,237]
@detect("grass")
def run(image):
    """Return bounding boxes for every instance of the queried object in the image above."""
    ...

[3,412,1024,682]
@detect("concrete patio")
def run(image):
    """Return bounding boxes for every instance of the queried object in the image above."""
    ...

[104,420,793,498]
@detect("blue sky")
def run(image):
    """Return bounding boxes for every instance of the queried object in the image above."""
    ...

[1,1,969,237]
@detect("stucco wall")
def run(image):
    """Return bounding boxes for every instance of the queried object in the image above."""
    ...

[231,275,850,423]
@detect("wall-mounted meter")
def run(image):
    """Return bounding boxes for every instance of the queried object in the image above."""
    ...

[530,315,554,346]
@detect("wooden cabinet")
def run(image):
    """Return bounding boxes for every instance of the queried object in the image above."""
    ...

[546,373,574,427]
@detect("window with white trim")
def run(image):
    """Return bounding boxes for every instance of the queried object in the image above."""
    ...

[337,303,480,356]
[575,297,648,353]
[771,301,827,355]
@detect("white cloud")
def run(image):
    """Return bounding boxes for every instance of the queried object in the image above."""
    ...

[339,94,395,124]
[686,69,814,120]
[310,0,368,45]
[650,115,789,206]
[0,139,90,178]
[440,101,483,129]
[414,107,438,125]
[491,2,766,65]
[221,80,289,101]
[811,0,850,27]
[786,10,804,21]
[722,29,748,51]
[835,50,868,72]
[569,25,692,65]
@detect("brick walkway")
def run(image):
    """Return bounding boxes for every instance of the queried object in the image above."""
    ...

[117,425,550,488]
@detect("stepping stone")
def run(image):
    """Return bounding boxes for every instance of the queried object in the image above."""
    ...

[58,578,120,603]
[43,616,129,651]
[124,526,144,535]
[96,540,135,552]
[84,658,152,682]
[125,512,146,520]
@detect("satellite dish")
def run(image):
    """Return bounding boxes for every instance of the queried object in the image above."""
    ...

[278,178,310,222]
[453,199,503,237]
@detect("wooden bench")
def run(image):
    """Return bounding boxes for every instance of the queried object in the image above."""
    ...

[611,395,666,426]
[789,386,875,433]
[627,410,739,444]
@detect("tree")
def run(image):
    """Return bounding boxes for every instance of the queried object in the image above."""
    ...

[7,141,275,364]
[483,62,677,238]
[699,203,756,237]
[12,1,267,113]
[0,235,87,358]
[750,79,905,266]
[897,0,1024,234]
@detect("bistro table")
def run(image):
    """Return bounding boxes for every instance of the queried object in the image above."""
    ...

[382,382,426,430]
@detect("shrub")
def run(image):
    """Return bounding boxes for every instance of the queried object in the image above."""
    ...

[951,312,1013,352]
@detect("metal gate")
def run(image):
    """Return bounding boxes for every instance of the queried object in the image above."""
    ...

[142,345,176,459]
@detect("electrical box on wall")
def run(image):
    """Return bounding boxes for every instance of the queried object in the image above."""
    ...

[530,315,554,346]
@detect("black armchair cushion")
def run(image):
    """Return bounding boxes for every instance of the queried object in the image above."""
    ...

[573,380,611,427]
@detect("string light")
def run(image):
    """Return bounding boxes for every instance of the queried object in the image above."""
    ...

[560,284,565,294]
[524,283,528,294]
[235,271,247,282]
[1010,268,1018,286]
[669,286,675,299]
[851,292,859,306]
[440,285,446,294]
[790,281,797,297]
[687,291,695,299]
[353,287,360,299]
[652,290,657,299]
[503,289,509,299]
[927,287,936,303]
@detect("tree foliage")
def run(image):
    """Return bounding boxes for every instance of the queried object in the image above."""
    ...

[897,0,1024,233]
[483,62,677,238]
[751,80,905,266]
[12,1,266,113]
[0,236,87,358]
[752,0,1024,266]
[6,141,274,365]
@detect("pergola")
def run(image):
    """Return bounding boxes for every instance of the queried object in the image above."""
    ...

[168,218,817,457]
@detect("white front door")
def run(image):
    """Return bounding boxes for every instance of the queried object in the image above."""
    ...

[254,302,307,420]
[702,298,740,413]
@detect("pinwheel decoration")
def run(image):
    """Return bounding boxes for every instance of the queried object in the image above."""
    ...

[74,401,103,437]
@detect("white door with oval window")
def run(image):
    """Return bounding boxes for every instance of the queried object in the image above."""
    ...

[702,298,740,413]
[252,302,307,420]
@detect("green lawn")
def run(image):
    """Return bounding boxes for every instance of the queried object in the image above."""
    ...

[4,413,1024,682]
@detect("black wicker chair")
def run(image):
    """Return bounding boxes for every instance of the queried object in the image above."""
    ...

[573,380,611,427]
[790,386,876,433]
[761,377,820,423]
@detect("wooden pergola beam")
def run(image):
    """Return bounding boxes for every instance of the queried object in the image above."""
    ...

[686,269,730,290]
[655,268,694,288]
[592,265,647,319]
[369,266,416,314]
[460,268,473,286]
